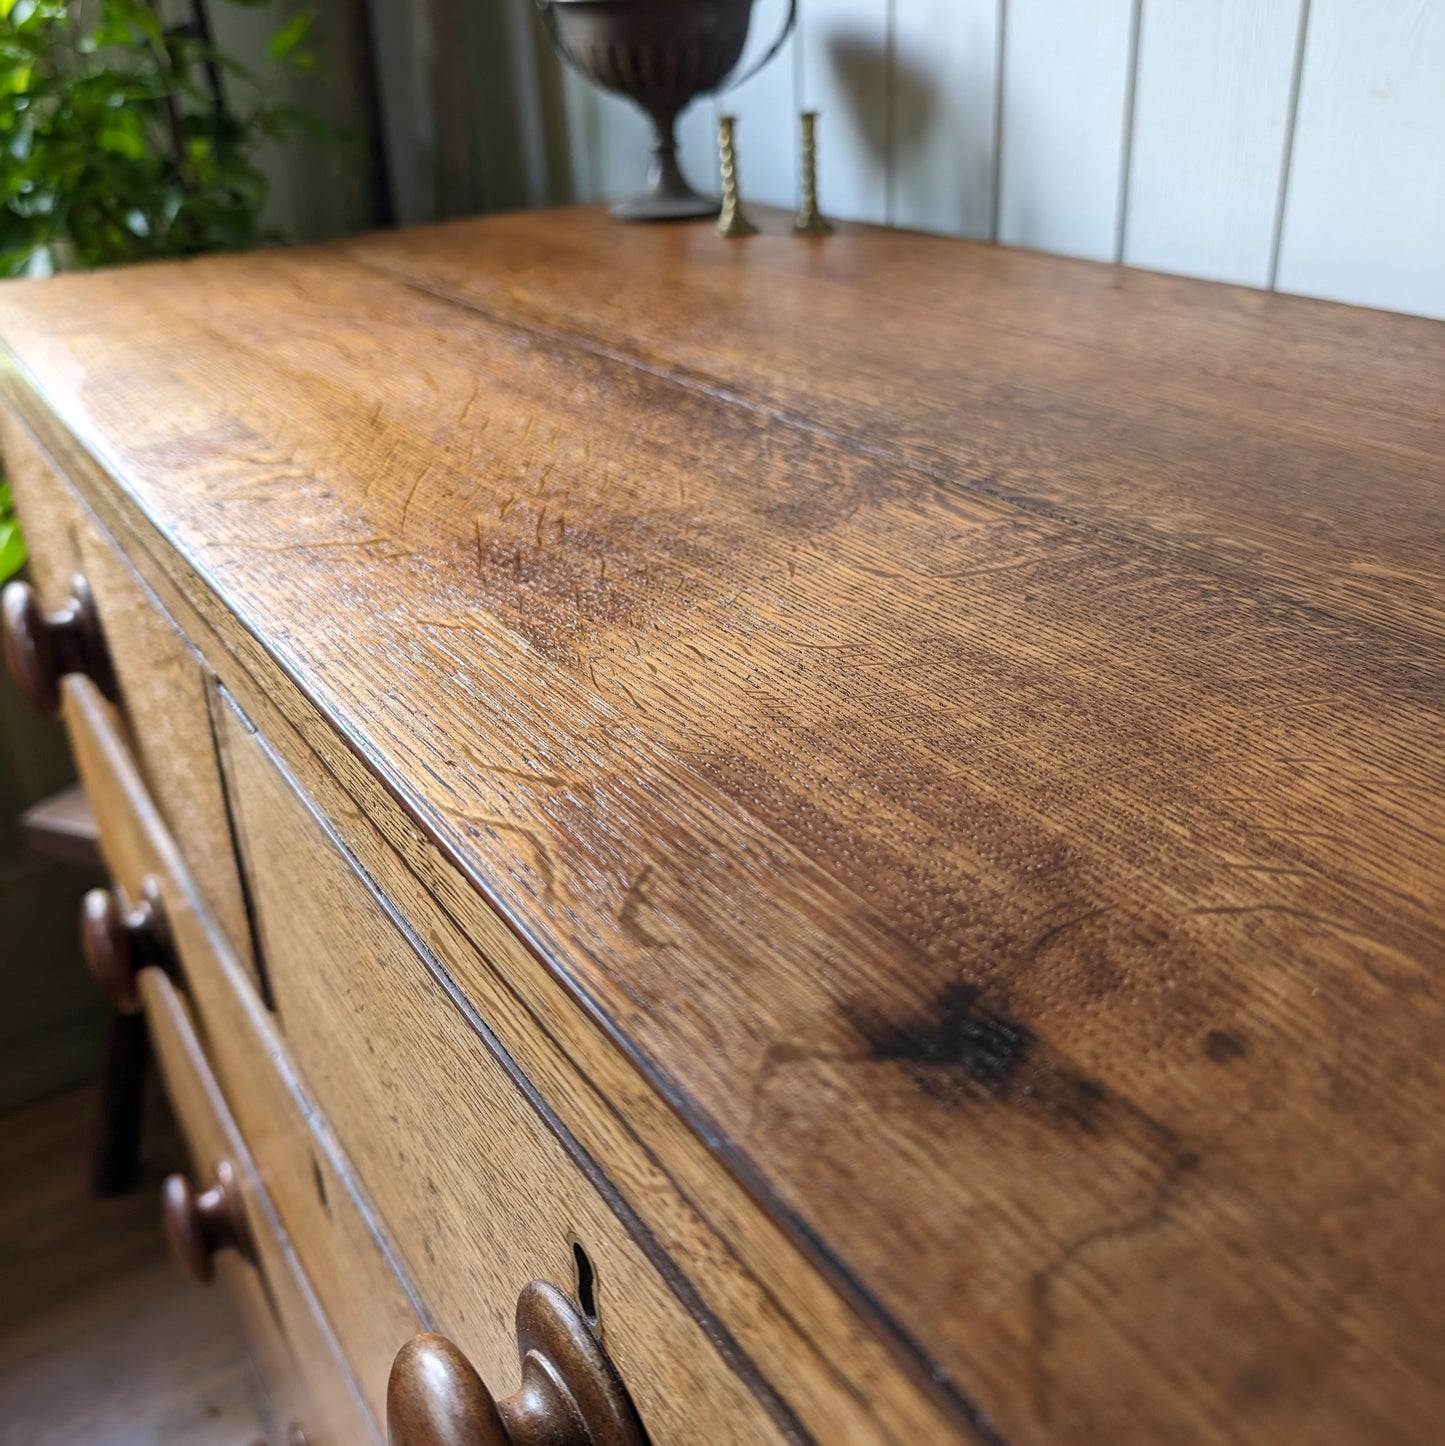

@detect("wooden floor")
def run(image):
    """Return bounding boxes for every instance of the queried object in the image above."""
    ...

[0,1083,268,1445]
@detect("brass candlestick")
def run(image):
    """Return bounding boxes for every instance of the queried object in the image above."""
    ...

[716,116,758,238]
[794,111,834,236]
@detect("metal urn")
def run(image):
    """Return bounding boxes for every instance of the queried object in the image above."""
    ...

[536,0,796,221]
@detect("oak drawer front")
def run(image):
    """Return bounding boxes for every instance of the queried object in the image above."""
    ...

[140,963,375,1446]
[74,514,260,988]
[0,407,258,986]
[217,696,790,1446]
[61,674,425,1429]
[0,405,86,598]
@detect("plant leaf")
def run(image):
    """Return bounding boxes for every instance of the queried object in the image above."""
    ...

[268,13,313,63]
[0,517,27,584]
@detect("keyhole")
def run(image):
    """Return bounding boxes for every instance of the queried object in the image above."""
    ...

[571,1237,599,1329]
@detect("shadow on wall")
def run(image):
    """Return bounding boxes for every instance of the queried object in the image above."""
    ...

[826,29,940,166]
[822,25,994,233]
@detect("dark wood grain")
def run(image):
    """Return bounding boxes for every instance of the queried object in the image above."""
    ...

[0,207,1441,1445]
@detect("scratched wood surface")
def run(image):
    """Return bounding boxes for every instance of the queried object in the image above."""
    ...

[0,208,1442,1445]
[340,207,1445,638]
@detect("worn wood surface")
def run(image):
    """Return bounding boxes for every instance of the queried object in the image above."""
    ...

[0,207,1442,1444]
[66,502,962,1446]
[339,207,1445,637]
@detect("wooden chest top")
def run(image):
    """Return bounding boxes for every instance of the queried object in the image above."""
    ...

[1,206,1442,1443]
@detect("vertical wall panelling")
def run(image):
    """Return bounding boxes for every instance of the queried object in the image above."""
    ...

[799,0,892,224]
[525,0,1443,321]
[676,0,802,212]
[1266,0,1312,288]
[1124,0,1305,287]
[1275,0,1445,320]
[890,0,1002,236]
[997,0,1139,261]
[1113,0,1145,260]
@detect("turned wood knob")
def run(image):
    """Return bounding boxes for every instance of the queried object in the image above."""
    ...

[0,575,117,716]
[80,880,172,1015]
[162,1161,255,1283]
[387,1281,647,1446]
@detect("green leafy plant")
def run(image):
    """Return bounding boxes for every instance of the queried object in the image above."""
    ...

[0,0,330,583]
[0,0,323,276]
[0,480,24,582]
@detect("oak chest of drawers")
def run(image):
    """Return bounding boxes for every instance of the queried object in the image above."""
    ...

[1,206,1442,1446]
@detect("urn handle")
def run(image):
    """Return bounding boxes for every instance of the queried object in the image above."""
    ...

[80,879,173,1015]
[387,1281,648,1446]
[723,0,798,94]
[1,575,117,715]
[162,1161,255,1283]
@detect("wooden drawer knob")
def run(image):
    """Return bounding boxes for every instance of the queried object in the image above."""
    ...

[162,1161,255,1283]
[0,575,117,716]
[80,880,172,1015]
[388,1281,647,1446]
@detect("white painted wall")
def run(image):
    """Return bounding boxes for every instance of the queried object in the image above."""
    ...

[1276,0,1445,318]
[533,0,1445,321]
[1123,0,1305,287]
